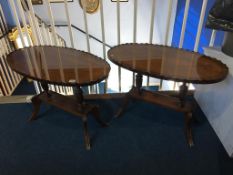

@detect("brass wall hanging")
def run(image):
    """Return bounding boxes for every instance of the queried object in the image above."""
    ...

[79,0,100,14]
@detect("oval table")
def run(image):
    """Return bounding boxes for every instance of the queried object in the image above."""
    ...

[7,46,110,150]
[108,43,228,147]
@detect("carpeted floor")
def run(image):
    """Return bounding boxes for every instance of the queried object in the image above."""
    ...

[0,98,232,175]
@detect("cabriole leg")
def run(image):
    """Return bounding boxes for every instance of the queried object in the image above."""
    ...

[82,118,91,150]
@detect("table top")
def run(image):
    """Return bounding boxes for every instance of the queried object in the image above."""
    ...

[7,46,110,86]
[108,43,228,84]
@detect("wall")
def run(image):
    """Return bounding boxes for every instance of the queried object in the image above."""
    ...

[33,0,177,47]
[195,47,233,157]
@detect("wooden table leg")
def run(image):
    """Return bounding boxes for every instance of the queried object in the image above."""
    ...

[41,81,51,97]
[29,81,50,121]
[115,73,143,118]
[74,85,84,112]
[179,82,194,147]
[136,73,143,94]
[115,92,131,118]
[74,85,108,150]
[179,82,188,108]
[29,95,42,121]
[91,106,108,127]
[184,112,194,147]
[74,85,91,150]
[82,117,91,150]
[28,83,108,150]
[74,85,84,105]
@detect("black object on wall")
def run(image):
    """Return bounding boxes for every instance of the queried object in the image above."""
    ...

[206,0,233,57]
[206,0,233,32]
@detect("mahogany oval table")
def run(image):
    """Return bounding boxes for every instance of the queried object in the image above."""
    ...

[108,43,228,147]
[7,46,111,150]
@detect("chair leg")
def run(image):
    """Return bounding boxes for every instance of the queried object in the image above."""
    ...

[82,118,91,150]
[184,112,194,147]
[29,96,41,122]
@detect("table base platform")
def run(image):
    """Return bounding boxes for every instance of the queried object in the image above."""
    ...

[115,74,195,147]
[29,88,108,150]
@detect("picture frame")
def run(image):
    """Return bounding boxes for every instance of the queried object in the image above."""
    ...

[31,0,73,4]
[111,0,128,2]
[79,0,100,14]
[49,0,73,3]
[31,0,43,4]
